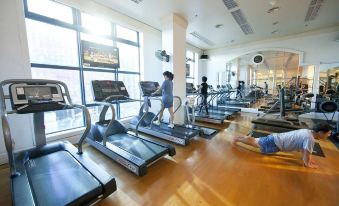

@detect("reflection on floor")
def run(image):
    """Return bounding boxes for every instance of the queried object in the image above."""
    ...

[0,113,338,206]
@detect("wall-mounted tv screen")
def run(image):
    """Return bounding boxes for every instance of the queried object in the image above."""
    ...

[82,40,120,69]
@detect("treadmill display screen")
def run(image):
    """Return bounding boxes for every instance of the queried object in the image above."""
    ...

[23,87,53,100]
[92,80,129,101]
[140,81,160,97]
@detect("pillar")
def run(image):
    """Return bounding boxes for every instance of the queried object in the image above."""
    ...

[161,14,188,124]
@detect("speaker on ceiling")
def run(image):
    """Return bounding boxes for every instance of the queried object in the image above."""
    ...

[252,54,264,65]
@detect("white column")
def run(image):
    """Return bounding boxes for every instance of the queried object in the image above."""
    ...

[161,14,188,124]
[312,65,320,110]
[0,0,34,164]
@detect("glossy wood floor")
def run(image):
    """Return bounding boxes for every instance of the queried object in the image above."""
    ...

[1,113,339,206]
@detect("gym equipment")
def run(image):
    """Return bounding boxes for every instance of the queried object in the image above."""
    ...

[184,96,219,138]
[319,101,339,142]
[186,84,228,124]
[217,84,251,108]
[130,81,199,146]
[0,79,116,206]
[86,80,175,176]
[252,87,308,133]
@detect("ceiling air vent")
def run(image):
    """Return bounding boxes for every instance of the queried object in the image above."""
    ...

[190,32,215,46]
[222,0,238,10]
[305,0,324,22]
[231,9,254,35]
[130,0,143,4]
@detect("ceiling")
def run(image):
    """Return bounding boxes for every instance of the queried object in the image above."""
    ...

[238,51,299,70]
[94,0,339,50]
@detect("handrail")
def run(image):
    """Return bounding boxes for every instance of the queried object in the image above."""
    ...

[173,96,182,114]
[74,104,92,154]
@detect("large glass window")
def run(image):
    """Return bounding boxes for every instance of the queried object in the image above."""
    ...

[186,50,198,85]
[80,33,113,46]
[26,19,79,67]
[27,0,73,24]
[116,25,138,43]
[117,42,139,72]
[81,13,111,36]
[24,0,141,134]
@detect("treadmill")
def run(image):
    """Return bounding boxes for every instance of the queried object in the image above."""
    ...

[186,84,226,124]
[0,79,116,206]
[86,80,176,176]
[129,81,199,146]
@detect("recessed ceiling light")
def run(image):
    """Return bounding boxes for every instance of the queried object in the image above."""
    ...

[215,24,223,28]
[267,6,280,14]
[272,21,279,25]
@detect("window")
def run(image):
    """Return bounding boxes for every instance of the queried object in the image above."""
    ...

[116,25,138,43]
[81,13,111,36]
[27,0,73,24]
[88,105,116,124]
[26,19,79,67]
[186,50,198,85]
[24,0,141,134]
[81,33,113,46]
[118,73,140,119]
[117,42,139,72]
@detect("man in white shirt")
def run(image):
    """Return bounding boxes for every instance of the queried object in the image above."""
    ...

[233,123,332,169]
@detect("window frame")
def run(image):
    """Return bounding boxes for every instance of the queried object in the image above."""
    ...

[24,0,141,134]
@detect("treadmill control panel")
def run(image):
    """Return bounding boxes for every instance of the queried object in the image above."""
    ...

[92,80,129,101]
[9,83,65,114]
[139,81,160,97]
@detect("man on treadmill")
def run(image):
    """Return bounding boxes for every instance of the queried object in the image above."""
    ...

[198,76,209,115]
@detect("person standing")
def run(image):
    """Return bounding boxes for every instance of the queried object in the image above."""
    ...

[152,71,175,128]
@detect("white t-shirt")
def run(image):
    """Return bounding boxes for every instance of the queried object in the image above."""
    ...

[272,129,315,153]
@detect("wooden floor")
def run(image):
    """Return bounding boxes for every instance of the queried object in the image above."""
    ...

[1,113,339,206]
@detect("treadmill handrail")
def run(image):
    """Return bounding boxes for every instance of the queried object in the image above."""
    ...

[96,95,147,137]
[173,96,182,114]
[73,104,92,154]
[94,101,116,146]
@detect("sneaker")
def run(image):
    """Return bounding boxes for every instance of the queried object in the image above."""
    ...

[153,120,161,125]
[168,123,174,128]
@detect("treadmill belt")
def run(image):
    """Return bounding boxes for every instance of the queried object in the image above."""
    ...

[108,134,167,163]
[195,112,224,120]
[25,151,102,206]
[149,122,198,137]
[199,126,219,139]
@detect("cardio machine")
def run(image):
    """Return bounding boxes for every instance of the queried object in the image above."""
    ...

[252,87,308,133]
[186,83,227,124]
[129,81,199,146]
[0,79,116,206]
[86,80,175,176]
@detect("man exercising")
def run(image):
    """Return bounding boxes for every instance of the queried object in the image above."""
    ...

[233,123,332,168]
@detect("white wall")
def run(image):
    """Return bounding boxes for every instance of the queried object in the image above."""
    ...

[0,0,34,163]
[204,27,339,89]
